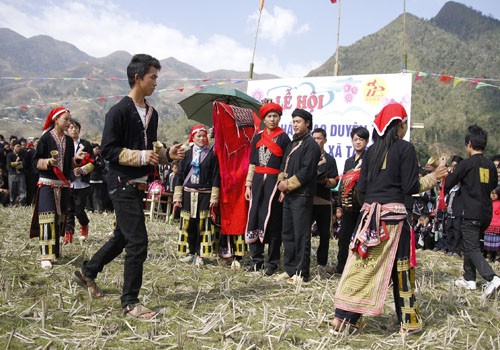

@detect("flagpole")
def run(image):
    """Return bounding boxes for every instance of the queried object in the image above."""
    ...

[250,0,265,80]
[334,0,341,76]
[402,0,407,72]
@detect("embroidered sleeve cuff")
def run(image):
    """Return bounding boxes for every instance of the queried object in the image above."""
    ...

[210,187,220,202]
[246,164,256,187]
[419,173,437,192]
[173,185,183,202]
[287,175,302,191]
[81,163,94,175]
[278,172,286,182]
[118,149,143,167]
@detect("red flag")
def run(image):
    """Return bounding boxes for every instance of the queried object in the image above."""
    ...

[331,0,337,3]
[439,75,453,83]
[259,0,264,11]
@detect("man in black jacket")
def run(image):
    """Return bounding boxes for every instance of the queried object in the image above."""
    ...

[72,54,184,319]
[311,128,338,276]
[446,125,500,300]
[88,143,106,213]
[276,108,321,284]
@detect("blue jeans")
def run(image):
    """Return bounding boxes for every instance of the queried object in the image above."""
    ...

[83,185,147,308]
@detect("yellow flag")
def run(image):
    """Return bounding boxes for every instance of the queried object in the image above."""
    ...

[260,0,265,12]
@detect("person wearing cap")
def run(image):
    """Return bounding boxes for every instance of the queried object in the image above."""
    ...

[244,102,291,275]
[63,119,95,244]
[72,54,185,320]
[29,107,85,270]
[275,108,321,285]
[173,124,220,267]
[332,103,448,335]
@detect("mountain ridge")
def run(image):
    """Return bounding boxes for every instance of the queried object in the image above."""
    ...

[0,1,498,157]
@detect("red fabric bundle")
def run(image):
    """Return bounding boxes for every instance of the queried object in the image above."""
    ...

[213,102,258,235]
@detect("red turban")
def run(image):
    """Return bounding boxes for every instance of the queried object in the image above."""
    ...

[188,124,208,143]
[42,107,69,134]
[259,102,282,118]
[372,103,407,136]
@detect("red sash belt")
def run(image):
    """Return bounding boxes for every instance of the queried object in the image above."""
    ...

[255,165,280,175]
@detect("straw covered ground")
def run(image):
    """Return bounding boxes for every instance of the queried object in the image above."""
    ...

[0,206,499,349]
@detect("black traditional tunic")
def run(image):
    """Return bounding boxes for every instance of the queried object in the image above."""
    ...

[175,146,220,257]
[30,130,74,260]
[334,139,431,332]
[246,131,291,242]
[280,132,321,280]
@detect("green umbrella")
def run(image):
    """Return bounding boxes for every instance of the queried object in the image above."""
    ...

[178,86,262,125]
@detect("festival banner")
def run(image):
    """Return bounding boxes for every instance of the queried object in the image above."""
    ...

[247,73,413,174]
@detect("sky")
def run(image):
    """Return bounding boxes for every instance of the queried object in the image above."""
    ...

[0,0,499,78]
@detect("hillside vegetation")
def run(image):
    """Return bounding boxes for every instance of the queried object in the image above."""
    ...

[0,1,499,158]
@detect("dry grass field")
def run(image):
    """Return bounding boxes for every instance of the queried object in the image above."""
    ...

[0,206,499,349]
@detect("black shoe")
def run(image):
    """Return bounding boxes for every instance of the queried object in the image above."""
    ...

[264,265,277,276]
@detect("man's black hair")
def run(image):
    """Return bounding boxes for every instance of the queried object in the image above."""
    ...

[127,54,161,88]
[350,126,369,140]
[465,124,487,151]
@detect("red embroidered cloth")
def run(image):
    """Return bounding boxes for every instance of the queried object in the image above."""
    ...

[213,102,259,235]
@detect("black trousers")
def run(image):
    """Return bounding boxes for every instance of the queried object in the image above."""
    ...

[89,182,105,212]
[312,204,331,266]
[66,186,90,232]
[445,215,463,255]
[83,185,148,308]
[336,210,359,273]
[461,219,496,282]
[282,195,313,280]
[249,191,283,269]
[248,228,282,270]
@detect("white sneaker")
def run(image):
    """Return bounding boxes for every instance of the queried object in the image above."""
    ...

[483,275,500,300]
[230,259,241,271]
[455,277,476,290]
[195,256,204,267]
[40,260,52,270]
[179,255,195,263]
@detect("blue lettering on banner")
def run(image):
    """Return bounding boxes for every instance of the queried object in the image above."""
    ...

[345,145,353,158]
[330,123,367,137]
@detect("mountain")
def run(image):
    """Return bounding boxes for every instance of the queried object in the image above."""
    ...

[0,1,499,157]
[308,1,500,158]
[0,28,276,142]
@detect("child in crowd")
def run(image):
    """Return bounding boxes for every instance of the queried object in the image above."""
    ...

[483,186,500,263]
[332,207,343,239]
[415,214,434,250]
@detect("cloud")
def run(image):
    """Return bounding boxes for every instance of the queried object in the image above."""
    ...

[249,5,309,45]
[0,0,312,77]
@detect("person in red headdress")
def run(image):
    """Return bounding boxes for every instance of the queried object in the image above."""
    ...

[331,103,448,334]
[29,107,85,270]
[244,102,291,275]
[173,124,220,267]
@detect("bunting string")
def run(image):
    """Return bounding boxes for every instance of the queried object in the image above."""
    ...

[0,76,247,82]
[0,79,247,111]
[1,70,499,111]
[407,69,500,90]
